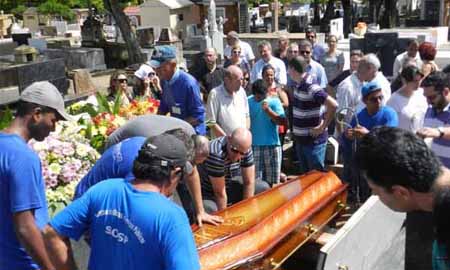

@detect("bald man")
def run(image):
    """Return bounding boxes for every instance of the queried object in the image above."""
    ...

[190,48,225,102]
[206,65,250,137]
[199,128,270,212]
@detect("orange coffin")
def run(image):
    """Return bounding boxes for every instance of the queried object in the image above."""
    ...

[193,171,347,270]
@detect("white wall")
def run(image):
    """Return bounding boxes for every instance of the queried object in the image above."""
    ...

[140,6,170,29]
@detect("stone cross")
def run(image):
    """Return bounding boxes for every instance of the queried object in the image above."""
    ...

[204,18,209,36]
[208,0,217,33]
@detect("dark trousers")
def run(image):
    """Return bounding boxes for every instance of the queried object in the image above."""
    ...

[176,182,196,224]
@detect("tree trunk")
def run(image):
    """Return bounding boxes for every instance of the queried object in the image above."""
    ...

[103,0,145,65]
[320,0,335,32]
[313,0,321,25]
[341,0,352,38]
[380,0,397,29]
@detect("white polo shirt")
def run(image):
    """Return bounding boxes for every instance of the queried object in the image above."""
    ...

[206,84,249,136]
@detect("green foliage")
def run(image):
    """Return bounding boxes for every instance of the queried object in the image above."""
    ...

[112,92,121,115]
[11,5,28,19]
[38,0,75,20]
[95,92,112,114]
[0,107,13,130]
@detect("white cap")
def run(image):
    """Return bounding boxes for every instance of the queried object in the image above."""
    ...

[134,64,155,80]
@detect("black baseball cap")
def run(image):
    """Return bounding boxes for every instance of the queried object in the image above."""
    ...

[137,133,188,169]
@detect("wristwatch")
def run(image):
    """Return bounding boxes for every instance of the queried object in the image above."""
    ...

[438,127,445,138]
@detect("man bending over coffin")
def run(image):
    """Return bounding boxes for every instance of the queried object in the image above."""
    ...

[199,127,270,212]
[76,118,222,226]
[44,134,200,270]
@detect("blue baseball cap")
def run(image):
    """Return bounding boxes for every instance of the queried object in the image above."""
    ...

[361,81,382,98]
[148,45,176,68]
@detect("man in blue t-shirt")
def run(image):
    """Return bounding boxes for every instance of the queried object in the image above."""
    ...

[43,134,200,270]
[74,136,146,198]
[75,130,222,226]
[0,81,72,270]
[149,45,206,135]
[343,81,398,202]
[248,80,286,186]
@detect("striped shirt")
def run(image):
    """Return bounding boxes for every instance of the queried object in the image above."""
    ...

[292,73,329,145]
[423,104,450,168]
[201,137,254,196]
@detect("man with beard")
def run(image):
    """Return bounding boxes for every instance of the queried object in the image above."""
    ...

[417,71,450,168]
[0,81,71,270]
[190,48,225,103]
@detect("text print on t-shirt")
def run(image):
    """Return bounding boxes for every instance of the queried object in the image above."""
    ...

[105,226,129,243]
[96,209,146,244]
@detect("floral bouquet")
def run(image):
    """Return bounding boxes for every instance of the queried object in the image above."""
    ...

[119,97,160,118]
[29,121,100,217]
[85,112,127,152]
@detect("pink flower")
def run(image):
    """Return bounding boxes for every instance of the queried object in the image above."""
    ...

[48,178,58,188]
[62,145,75,156]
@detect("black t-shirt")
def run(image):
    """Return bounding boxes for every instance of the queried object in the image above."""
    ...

[201,67,225,95]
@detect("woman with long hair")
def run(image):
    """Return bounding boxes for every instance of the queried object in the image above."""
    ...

[108,71,133,106]
[262,64,289,146]
[320,34,345,83]
[133,64,162,99]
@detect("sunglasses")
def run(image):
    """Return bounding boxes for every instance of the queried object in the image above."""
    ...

[148,72,156,77]
[300,50,311,55]
[233,50,241,54]
[230,145,247,155]
[307,35,316,39]
[118,79,127,83]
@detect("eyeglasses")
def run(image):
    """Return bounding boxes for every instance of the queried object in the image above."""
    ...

[300,50,311,55]
[118,79,128,83]
[233,50,241,54]
[230,144,247,155]
[369,95,384,103]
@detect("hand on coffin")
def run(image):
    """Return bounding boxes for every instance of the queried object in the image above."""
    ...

[197,211,224,227]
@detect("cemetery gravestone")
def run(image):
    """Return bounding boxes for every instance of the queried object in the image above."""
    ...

[136,27,154,48]
[12,33,31,46]
[28,38,48,53]
[72,69,96,94]
[41,26,57,37]
[14,45,38,63]
[0,58,69,95]
[44,47,106,71]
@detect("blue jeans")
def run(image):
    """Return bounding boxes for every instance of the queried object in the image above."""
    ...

[295,142,327,174]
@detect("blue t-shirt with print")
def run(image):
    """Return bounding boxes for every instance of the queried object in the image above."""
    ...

[51,179,200,270]
[74,136,146,199]
[0,133,49,270]
[248,95,285,146]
